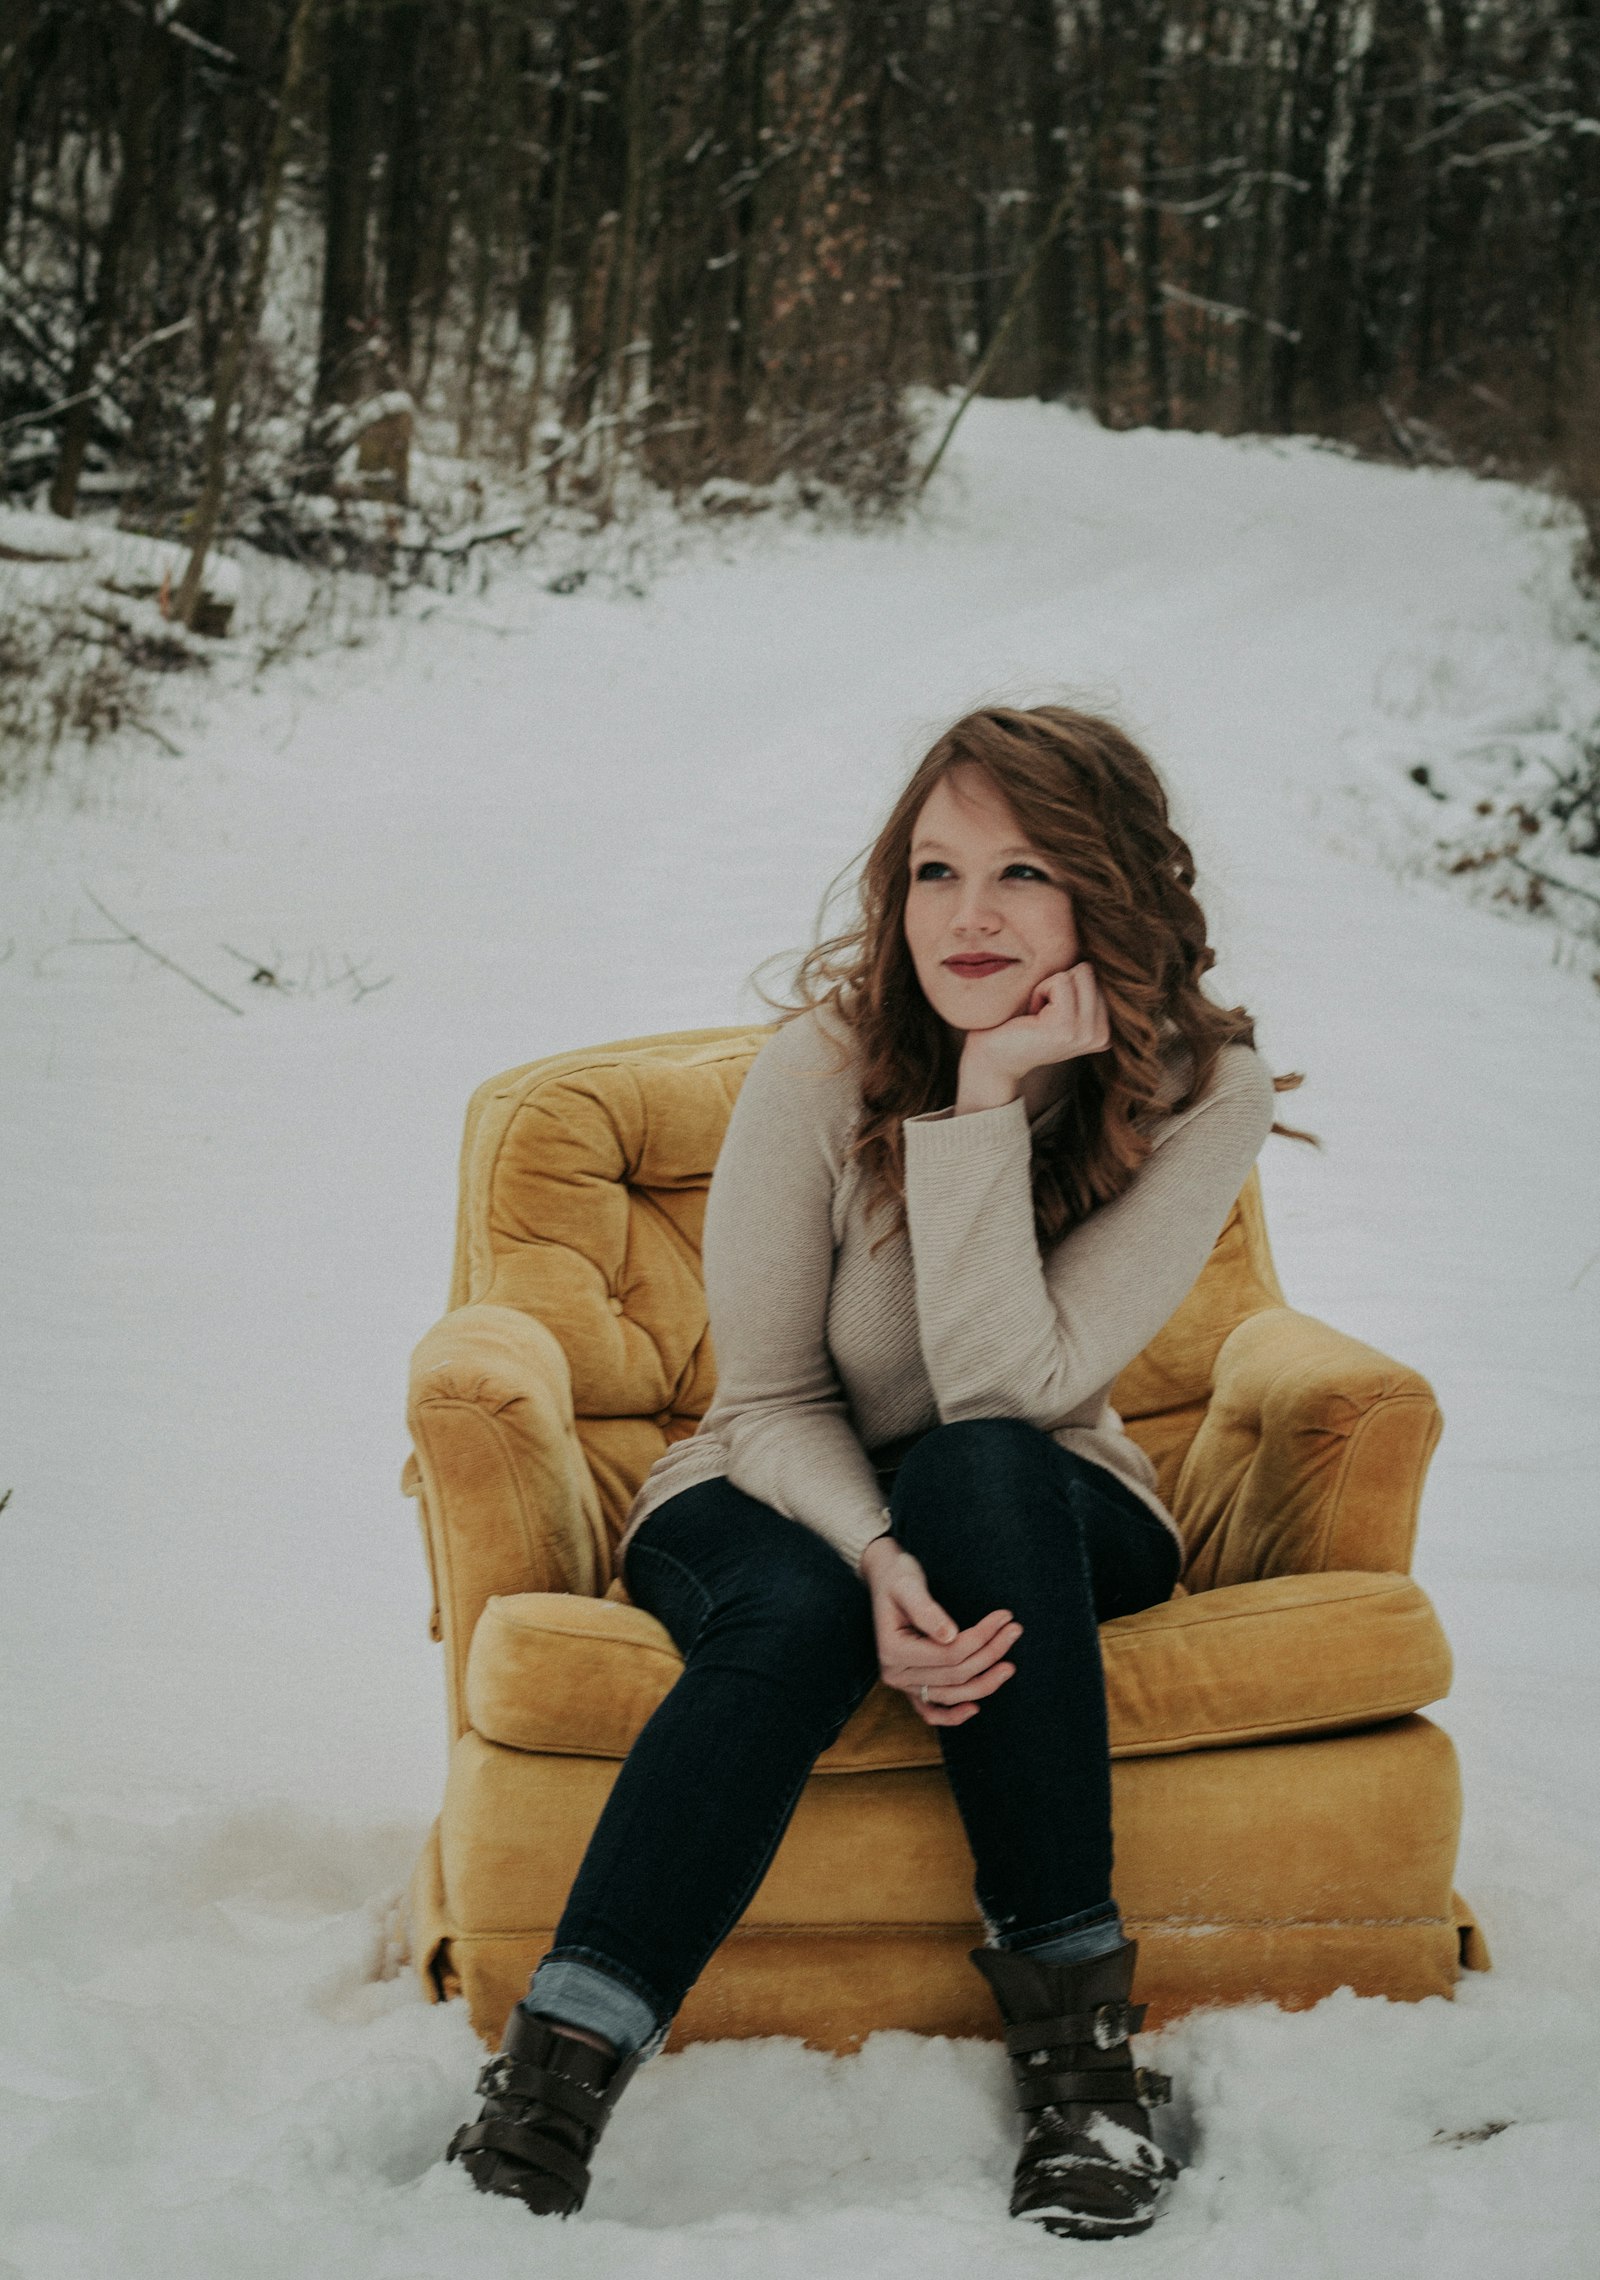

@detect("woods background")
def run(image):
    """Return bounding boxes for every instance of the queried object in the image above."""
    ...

[2,1,1598,558]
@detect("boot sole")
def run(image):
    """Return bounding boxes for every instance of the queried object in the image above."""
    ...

[1017,2177,1172,2240]
[1022,2204,1160,2239]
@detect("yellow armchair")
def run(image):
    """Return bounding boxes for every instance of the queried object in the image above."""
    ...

[404,1027,1484,2049]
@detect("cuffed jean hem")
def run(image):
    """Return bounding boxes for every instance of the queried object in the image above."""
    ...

[523,1951,669,2061]
[995,1899,1126,1966]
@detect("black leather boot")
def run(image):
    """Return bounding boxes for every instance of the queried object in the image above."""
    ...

[447,2003,642,2216]
[971,1937,1180,2239]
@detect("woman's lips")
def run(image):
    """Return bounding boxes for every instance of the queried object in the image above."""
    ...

[943,955,1018,978]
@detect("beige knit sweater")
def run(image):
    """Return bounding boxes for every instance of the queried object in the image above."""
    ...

[621,1006,1277,1572]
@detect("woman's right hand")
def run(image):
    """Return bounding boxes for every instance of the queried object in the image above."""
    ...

[859,1534,1021,1727]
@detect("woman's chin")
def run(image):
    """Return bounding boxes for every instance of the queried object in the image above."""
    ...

[940,990,1034,1034]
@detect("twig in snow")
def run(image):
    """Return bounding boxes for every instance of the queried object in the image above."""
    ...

[0,1488,11,1515]
[80,889,245,1014]
[1504,853,1600,913]
[1569,1249,1600,1292]
[220,942,290,989]
[329,953,393,1001]
[218,942,392,1001]
[1376,396,1420,464]
[125,717,185,757]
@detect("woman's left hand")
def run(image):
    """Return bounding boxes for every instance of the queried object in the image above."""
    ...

[860,1535,1020,1726]
[955,961,1110,1113]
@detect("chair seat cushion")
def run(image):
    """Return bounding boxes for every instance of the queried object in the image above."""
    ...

[464,1570,1451,1770]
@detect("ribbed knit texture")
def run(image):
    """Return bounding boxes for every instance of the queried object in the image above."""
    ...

[621,1006,1277,1572]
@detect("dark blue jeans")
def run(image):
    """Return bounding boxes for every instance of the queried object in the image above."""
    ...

[539,1418,1180,2039]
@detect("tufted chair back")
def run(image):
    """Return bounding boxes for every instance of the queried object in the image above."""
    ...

[445,1024,1287,1561]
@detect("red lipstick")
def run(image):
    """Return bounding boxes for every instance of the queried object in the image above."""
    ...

[944,955,1017,977]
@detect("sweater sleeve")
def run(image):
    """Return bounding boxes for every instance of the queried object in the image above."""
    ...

[699,1015,892,1571]
[901,1043,1277,1428]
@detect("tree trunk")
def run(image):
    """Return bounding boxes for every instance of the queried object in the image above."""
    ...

[49,2,166,518]
[317,0,377,405]
[380,0,426,376]
[174,0,320,628]
[1082,11,1112,422]
[1136,0,1170,426]
[1019,0,1075,399]
[605,0,650,429]
[519,13,580,460]
[0,0,39,252]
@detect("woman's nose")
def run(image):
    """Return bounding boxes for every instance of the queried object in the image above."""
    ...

[952,886,1001,935]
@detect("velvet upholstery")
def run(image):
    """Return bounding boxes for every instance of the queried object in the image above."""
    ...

[404,1026,1485,2048]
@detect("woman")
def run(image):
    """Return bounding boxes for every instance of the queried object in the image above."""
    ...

[448,704,1292,2239]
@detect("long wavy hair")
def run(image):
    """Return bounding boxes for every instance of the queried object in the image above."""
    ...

[784,704,1311,1247]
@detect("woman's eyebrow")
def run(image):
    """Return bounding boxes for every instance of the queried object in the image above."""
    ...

[910,838,1050,860]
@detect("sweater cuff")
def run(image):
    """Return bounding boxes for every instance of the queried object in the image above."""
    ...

[902,1093,1030,1163]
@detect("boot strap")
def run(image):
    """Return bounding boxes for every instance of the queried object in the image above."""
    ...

[1016,2064,1171,2113]
[1004,2001,1146,2056]
[476,2054,609,2130]
[448,2115,592,2200]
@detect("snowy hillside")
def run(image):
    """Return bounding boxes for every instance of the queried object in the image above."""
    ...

[2,402,1597,2276]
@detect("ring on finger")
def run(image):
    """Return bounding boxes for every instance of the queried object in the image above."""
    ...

[920,1683,931,1705]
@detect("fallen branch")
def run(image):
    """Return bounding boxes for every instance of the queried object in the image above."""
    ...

[1158,281,1301,342]
[124,717,185,757]
[80,889,245,1014]
[916,176,1076,498]
[219,941,394,1001]
[1504,853,1600,913]
[0,315,194,437]
[220,942,290,989]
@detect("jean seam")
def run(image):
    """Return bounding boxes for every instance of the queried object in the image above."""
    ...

[624,1538,716,1652]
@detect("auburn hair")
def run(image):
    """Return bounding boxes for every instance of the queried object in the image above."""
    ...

[783,703,1311,1247]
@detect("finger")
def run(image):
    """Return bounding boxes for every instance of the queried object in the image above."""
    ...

[940,1622,1024,1683]
[1075,962,1110,1035]
[887,1571,959,1646]
[1040,965,1106,1054]
[912,1660,1016,1710]
[1064,965,1098,1026]
[1032,971,1074,1021]
[894,1608,1017,1671]
[891,1618,1022,1688]
[908,1686,982,1726]
[1024,970,1086,1041]
[1071,963,1111,1047]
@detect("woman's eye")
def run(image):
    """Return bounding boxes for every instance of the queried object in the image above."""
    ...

[913,860,953,881]
[1002,862,1051,882]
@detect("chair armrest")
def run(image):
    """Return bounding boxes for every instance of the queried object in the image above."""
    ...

[1174,1306,1443,1590]
[405,1303,609,1738]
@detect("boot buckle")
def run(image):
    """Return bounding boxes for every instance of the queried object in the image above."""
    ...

[1091,2002,1132,2050]
[476,2054,513,2099]
[1135,2067,1172,2106]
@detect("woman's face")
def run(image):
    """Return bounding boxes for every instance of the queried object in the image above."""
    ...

[903,765,1081,1032]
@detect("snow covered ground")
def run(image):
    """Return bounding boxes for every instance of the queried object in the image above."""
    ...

[2,402,1597,2275]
